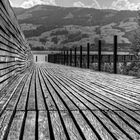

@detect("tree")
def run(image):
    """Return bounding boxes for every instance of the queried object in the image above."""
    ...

[123,10,140,76]
[130,30,140,60]
[130,10,140,60]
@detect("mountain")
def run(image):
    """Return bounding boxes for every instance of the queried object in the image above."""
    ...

[13,5,139,51]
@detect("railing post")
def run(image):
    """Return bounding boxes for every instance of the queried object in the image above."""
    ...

[36,56,37,62]
[98,40,101,71]
[75,47,77,67]
[53,54,55,63]
[67,50,69,65]
[80,45,82,68]
[64,51,66,65]
[87,43,90,68]
[70,49,72,66]
[114,35,118,74]
[60,52,62,64]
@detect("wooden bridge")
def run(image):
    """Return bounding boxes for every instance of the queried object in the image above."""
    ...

[1,0,140,139]
[0,63,140,139]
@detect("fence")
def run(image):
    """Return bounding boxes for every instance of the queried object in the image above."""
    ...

[48,36,137,74]
[0,0,33,91]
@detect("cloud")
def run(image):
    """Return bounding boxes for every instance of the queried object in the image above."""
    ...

[73,1,86,8]
[110,0,140,10]
[73,0,101,9]
[9,0,14,7]
[21,0,56,8]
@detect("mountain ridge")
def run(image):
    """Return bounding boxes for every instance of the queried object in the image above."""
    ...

[13,5,139,50]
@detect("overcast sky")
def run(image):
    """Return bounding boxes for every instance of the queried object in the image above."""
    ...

[10,0,140,10]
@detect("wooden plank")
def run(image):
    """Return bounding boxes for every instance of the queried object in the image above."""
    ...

[35,70,46,110]
[45,74,77,111]
[49,75,87,110]
[6,75,28,110]
[50,111,67,140]
[82,110,115,140]
[62,76,131,111]
[107,110,140,139]
[93,110,130,140]
[116,110,140,133]
[134,111,140,115]
[38,70,56,111]
[27,72,36,110]
[16,73,32,110]
[44,69,98,110]
[72,111,99,140]
[52,74,111,110]
[38,111,50,140]
[77,80,139,110]
[23,111,36,140]
[61,111,83,140]
[80,79,140,110]
[0,111,13,139]
[90,81,140,103]
[41,71,67,111]
[7,111,24,140]
[0,75,24,111]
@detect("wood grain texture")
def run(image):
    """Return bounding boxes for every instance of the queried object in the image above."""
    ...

[7,111,24,140]
[50,111,67,140]
[23,111,36,140]
[38,111,50,140]
[1,63,140,139]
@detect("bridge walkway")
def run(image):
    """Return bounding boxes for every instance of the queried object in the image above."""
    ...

[0,63,140,140]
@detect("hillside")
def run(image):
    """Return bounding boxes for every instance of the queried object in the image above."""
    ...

[14,5,139,50]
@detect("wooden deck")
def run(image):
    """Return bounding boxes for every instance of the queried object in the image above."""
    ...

[0,63,140,140]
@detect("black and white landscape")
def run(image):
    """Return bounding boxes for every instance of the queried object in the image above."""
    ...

[14,5,138,50]
[1,0,140,139]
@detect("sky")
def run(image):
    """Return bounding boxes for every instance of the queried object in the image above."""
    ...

[9,0,140,10]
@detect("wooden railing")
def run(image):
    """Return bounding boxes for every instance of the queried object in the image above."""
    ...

[48,36,137,74]
[0,0,33,90]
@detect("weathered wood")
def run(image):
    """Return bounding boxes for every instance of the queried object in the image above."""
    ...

[0,111,13,139]
[7,111,24,140]
[72,111,99,140]
[83,110,115,140]
[50,111,67,140]
[23,111,36,140]
[27,72,36,110]
[16,72,33,110]
[48,74,86,110]
[0,74,24,111]
[0,0,32,90]
[107,111,140,139]
[38,111,50,140]
[6,74,28,110]
[1,62,140,139]
[94,111,130,140]
[45,72,77,110]
[41,70,67,111]
[61,111,83,140]
[35,70,45,110]
[38,69,56,111]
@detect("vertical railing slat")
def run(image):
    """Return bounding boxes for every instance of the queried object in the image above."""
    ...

[114,35,118,74]
[80,45,82,68]
[98,40,101,71]
[87,43,90,68]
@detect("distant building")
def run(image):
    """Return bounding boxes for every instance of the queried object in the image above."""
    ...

[32,51,60,62]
